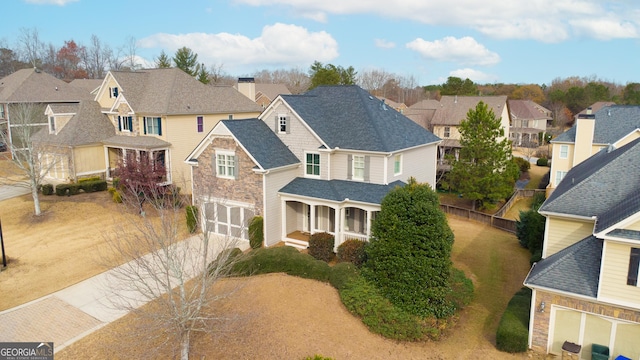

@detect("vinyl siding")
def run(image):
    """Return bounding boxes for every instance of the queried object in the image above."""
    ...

[624,219,640,231]
[549,143,575,188]
[615,132,640,148]
[433,125,461,140]
[73,145,106,175]
[95,76,119,109]
[263,167,299,247]
[388,145,438,187]
[544,217,594,257]
[599,241,640,307]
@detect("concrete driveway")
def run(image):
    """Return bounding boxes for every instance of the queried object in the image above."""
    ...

[0,184,30,201]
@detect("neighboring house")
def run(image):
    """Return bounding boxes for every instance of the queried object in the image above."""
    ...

[574,101,616,123]
[508,99,552,146]
[32,101,115,181]
[69,78,103,96]
[524,137,640,359]
[94,68,262,191]
[375,96,407,113]
[547,106,640,196]
[187,85,441,249]
[428,95,509,167]
[0,68,92,149]
[237,77,292,108]
[405,99,440,131]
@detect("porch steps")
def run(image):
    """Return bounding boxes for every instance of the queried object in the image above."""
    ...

[284,238,308,250]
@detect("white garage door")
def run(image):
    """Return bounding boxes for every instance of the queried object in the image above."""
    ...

[204,202,254,241]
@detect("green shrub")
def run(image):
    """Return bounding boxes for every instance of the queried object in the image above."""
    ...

[108,187,122,203]
[513,157,530,173]
[447,267,474,311]
[208,247,243,276]
[308,232,335,262]
[248,216,264,249]
[536,158,548,167]
[186,206,198,233]
[530,249,542,265]
[55,183,81,196]
[329,262,360,290]
[337,239,367,266]
[339,277,429,341]
[79,180,108,193]
[232,246,331,282]
[304,356,333,360]
[78,176,102,183]
[41,184,54,195]
[496,287,531,353]
[516,209,545,253]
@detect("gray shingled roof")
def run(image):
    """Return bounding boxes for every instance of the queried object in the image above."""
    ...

[540,137,640,219]
[605,229,640,241]
[525,235,602,298]
[110,68,263,115]
[0,68,93,103]
[103,134,170,149]
[222,118,299,170]
[255,83,291,101]
[553,105,640,144]
[33,101,115,146]
[595,190,640,233]
[431,95,508,126]
[508,99,552,120]
[281,86,440,152]
[279,177,405,204]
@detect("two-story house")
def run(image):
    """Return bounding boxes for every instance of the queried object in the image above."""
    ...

[508,99,552,147]
[186,85,441,248]
[94,68,263,191]
[236,77,292,108]
[547,106,640,196]
[524,137,640,359]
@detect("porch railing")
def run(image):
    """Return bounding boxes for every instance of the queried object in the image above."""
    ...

[341,231,368,243]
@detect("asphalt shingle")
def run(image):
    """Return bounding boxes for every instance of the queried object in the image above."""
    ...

[279,177,405,204]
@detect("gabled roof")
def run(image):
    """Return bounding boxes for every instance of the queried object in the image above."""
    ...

[525,235,602,298]
[69,78,103,94]
[221,119,299,170]
[255,83,291,101]
[108,68,262,115]
[576,101,616,118]
[33,101,115,146]
[102,134,170,150]
[508,99,552,120]
[431,95,508,126]
[279,178,405,205]
[280,85,440,152]
[553,105,640,145]
[0,68,93,103]
[540,137,640,220]
[405,99,440,129]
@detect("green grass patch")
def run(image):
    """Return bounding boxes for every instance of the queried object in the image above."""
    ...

[496,287,531,353]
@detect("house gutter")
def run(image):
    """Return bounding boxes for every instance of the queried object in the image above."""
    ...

[537,211,595,222]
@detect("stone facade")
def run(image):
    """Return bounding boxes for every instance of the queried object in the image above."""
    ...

[531,290,640,352]
[192,136,263,214]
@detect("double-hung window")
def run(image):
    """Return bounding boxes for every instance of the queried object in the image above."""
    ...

[216,151,236,179]
[443,126,450,138]
[119,116,133,132]
[628,248,640,286]
[559,145,569,159]
[144,117,162,135]
[353,155,365,180]
[278,114,288,133]
[306,153,320,177]
[555,171,567,186]
[109,87,119,98]
[197,116,204,133]
[394,154,402,175]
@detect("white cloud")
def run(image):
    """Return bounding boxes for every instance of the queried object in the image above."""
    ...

[232,0,640,42]
[138,23,338,71]
[449,68,498,83]
[374,39,395,49]
[24,0,78,4]
[406,36,500,66]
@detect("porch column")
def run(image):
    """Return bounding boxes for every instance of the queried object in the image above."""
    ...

[280,198,287,241]
[337,207,345,246]
[334,206,341,247]
[310,204,316,234]
[366,210,372,241]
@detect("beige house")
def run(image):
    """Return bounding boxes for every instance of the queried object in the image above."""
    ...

[508,99,552,146]
[187,85,441,248]
[547,106,640,195]
[94,68,262,191]
[236,77,291,108]
[524,137,640,359]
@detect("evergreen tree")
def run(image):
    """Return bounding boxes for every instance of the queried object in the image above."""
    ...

[363,178,455,318]
[173,47,199,76]
[447,101,517,210]
[440,76,478,96]
[155,50,172,68]
[308,61,357,89]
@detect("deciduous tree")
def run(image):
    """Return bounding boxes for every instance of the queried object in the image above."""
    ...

[440,76,478,96]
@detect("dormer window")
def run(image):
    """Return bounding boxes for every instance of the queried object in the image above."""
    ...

[109,87,119,98]
[48,116,56,134]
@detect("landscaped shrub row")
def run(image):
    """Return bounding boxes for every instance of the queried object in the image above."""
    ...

[308,232,335,262]
[336,239,367,266]
[51,180,108,196]
[536,158,549,167]
[496,287,531,353]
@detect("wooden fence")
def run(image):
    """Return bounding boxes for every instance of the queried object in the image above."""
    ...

[440,189,545,234]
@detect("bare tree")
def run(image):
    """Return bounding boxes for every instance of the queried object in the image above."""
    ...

[17,27,45,68]
[104,166,248,360]
[0,103,59,216]
[358,69,392,95]
[82,34,112,79]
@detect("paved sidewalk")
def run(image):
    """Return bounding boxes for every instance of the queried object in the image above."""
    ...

[0,234,249,353]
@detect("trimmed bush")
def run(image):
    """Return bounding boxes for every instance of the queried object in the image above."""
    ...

[55,183,81,196]
[186,206,198,234]
[337,239,366,266]
[536,158,548,167]
[496,287,531,353]
[329,262,360,290]
[308,232,335,262]
[108,187,122,203]
[41,184,54,195]
[78,176,102,183]
[208,247,243,276]
[513,157,530,173]
[232,246,331,282]
[248,216,264,249]
[79,180,108,193]
[447,267,474,311]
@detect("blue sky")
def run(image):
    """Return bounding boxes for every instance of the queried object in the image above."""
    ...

[2,0,639,85]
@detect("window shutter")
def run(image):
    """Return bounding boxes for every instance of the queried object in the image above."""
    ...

[628,248,640,286]
[128,117,133,132]
[117,116,121,131]
[275,115,278,131]
[158,118,162,136]
[364,156,370,182]
[347,155,353,180]
[234,155,239,180]
[143,117,147,134]
[285,116,290,134]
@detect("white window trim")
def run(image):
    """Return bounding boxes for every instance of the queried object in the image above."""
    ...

[305,151,321,178]
[352,155,365,180]
[559,145,569,159]
[278,114,288,134]
[555,170,567,186]
[145,116,161,135]
[394,154,402,176]
[215,150,236,180]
